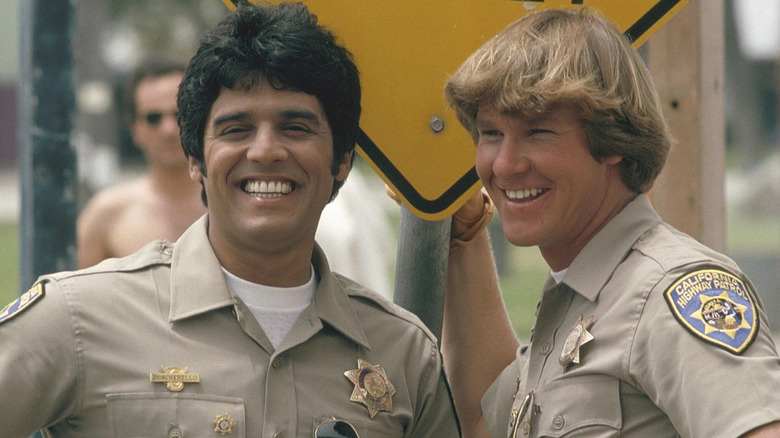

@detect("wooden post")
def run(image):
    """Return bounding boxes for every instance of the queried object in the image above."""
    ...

[646,0,726,252]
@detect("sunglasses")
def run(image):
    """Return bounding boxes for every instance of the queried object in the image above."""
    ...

[138,110,178,127]
[314,418,359,438]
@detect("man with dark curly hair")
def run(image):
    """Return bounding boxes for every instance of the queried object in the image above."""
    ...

[0,3,459,437]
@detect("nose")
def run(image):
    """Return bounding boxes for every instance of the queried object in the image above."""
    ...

[492,136,531,177]
[245,126,288,164]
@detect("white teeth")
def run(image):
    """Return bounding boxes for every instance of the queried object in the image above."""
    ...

[244,180,292,197]
[506,188,545,200]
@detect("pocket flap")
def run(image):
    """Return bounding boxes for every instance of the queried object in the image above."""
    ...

[107,393,245,438]
[533,375,622,437]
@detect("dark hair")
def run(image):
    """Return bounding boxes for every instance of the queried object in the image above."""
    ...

[124,56,186,124]
[178,1,361,199]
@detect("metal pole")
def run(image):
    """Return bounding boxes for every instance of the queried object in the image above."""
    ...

[19,3,77,436]
[393,205,451,340]
[18,0,78,290]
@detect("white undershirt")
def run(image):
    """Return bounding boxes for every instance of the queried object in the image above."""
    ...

[222,266,317,349]
[550,268,568,284]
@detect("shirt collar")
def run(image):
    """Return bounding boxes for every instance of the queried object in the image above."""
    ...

[560,194,662,301]
[168,215,370,349]
[169,215,235,321]
[310,244,371,350]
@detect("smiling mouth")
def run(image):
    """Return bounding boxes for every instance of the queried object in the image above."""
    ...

[506,188,547,201]
[242,180,293,198]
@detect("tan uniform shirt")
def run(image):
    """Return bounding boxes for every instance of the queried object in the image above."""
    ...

[0,215,459,438]
[483,195,780,438]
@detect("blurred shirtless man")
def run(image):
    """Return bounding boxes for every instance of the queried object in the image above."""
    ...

[77,58,206,268]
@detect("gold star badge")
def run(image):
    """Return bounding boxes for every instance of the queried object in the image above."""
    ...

[213,413,234,435]
[559,315,594,373]
[691,291,751,338]
[344,358,396,418]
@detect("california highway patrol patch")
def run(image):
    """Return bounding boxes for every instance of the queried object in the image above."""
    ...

[664,268,757,354]
[0,283,44,325]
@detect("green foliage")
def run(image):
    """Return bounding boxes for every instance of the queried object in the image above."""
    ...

[499,246,548,342]
[0,221,19,307]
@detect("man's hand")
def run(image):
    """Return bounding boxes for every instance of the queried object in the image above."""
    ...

[384,186,494,245]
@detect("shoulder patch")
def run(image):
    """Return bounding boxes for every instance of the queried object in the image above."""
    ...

[0,283,45,325]
[664,268,757,354]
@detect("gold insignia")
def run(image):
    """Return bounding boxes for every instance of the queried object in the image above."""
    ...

[559,315,594,373]
[213,413,234,435]
[509,389,535,438]
[150,366,200,392]
[344,358,396,418]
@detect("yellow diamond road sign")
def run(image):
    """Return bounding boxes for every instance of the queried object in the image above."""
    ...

[223,0,690,220]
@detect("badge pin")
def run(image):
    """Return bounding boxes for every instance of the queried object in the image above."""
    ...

[344,358,396,418]
[213,413,234,435]
[150,366,200,392]
[559,315,594,373]
[508,389,535,438]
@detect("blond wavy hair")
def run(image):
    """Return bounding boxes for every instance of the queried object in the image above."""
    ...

[445,8,672,193]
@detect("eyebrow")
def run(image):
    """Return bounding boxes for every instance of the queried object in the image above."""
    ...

[211,111,250,130]
[279,109,323,125]
[210,109,324,130]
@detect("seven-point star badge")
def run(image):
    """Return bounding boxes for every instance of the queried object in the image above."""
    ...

[559,315,595,373]
[344,358,396,418]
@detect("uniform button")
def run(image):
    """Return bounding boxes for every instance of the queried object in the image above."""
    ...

[553,415,565,430]
[162,247,173,256]
[539,342,552,355]
[273,432,284,438]
[522,422,530,435]
[168,427,182,438]
[272,357,284,368]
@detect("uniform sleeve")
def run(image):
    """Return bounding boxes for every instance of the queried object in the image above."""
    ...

[0,279,80,436]
[630,270,780,438]
[406,342,461,437]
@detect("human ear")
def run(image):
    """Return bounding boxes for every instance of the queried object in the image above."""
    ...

[334,151,353,182]
[189,157,204,182]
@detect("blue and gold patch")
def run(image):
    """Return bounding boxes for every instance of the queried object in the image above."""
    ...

[664,268,757,354]
[0,283,45,325]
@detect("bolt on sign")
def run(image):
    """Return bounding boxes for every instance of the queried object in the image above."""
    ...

[222,0,690,220]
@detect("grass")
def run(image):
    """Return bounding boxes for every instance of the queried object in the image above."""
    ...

[497,244,548,341]
[726,212,780,254]
[0,221,19,307]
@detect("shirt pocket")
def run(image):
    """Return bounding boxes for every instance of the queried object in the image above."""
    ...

[312,415,400,438]
[107,393,245,438]
[533,375,622,437]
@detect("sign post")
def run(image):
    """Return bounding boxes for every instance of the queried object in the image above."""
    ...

[18,1,78,291]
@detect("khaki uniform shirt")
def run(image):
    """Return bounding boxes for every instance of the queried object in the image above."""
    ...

[0,215,459,438]
[483,195,780,438]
